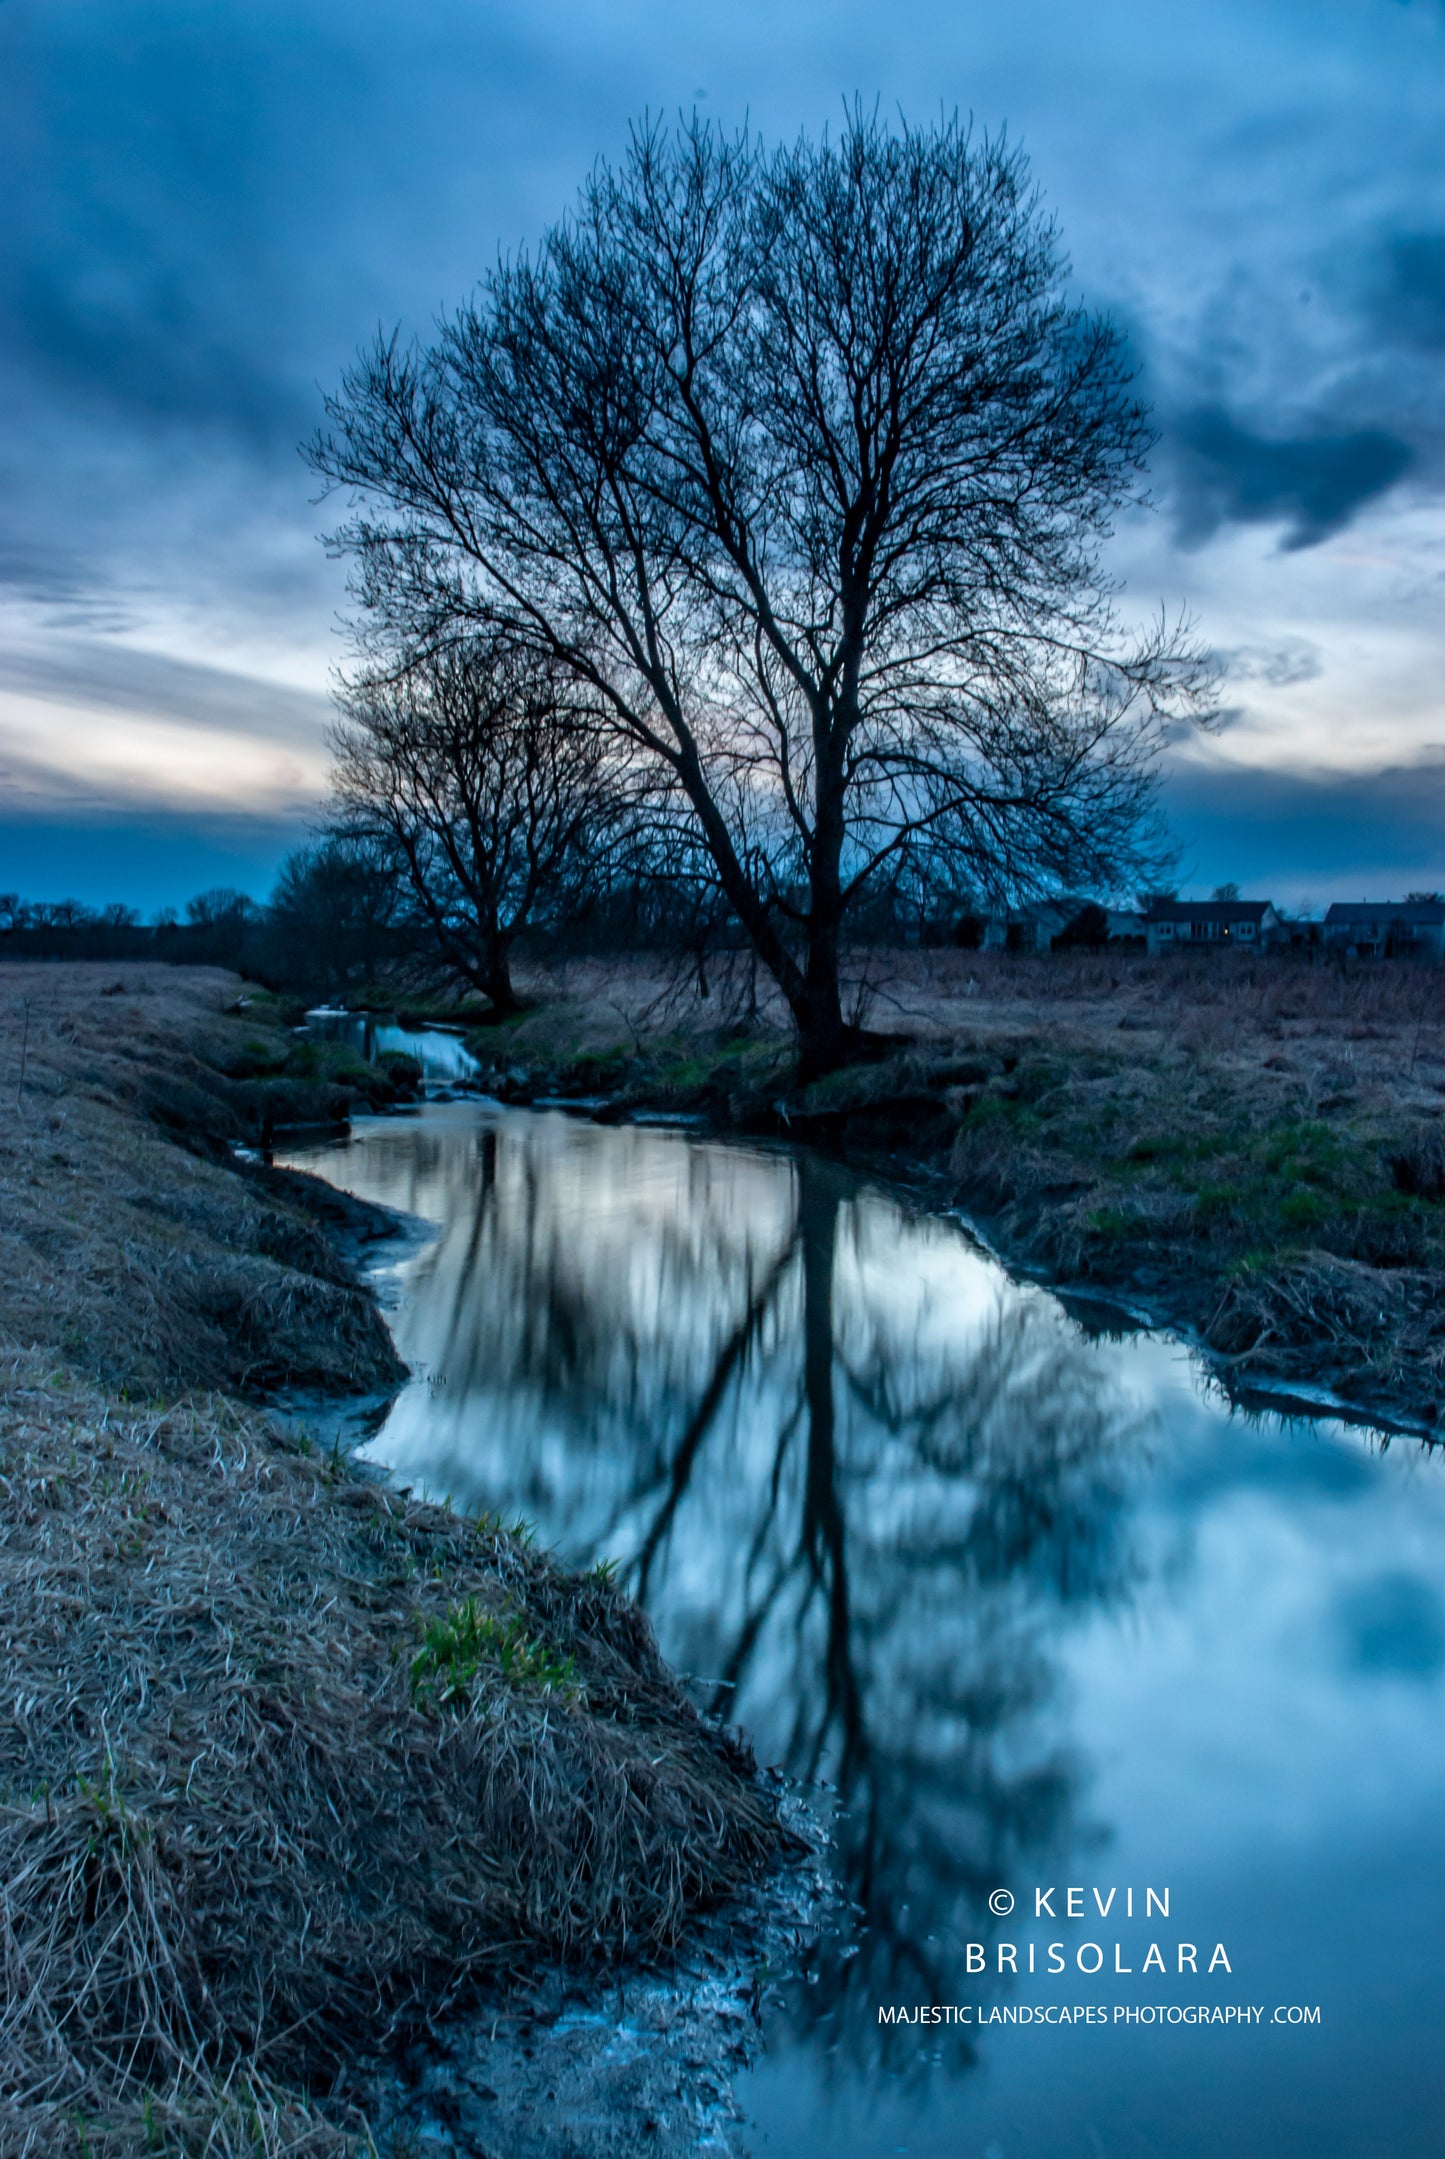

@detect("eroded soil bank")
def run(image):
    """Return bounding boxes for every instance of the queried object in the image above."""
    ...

[459,948,1445,1431]
[0,965,790,2157]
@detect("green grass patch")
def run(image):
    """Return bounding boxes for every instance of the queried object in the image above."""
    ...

[410,1597,577,1712]
[1087,1205,1136,1240]
[1067,1101,1442,1269]
[966,1088,1042,1140]
[1278,1188,1333,1233]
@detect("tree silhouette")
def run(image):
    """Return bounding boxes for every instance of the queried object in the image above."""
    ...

[311,109,1210,1073]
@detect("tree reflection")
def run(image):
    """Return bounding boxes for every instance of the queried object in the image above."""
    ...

[291,1111,1152,2083]
[670,1155,1144,2075]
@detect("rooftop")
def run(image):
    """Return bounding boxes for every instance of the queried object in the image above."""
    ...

[1144,899,1273,924]
[1325,900,1445,924]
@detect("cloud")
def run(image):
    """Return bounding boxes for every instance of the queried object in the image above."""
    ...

[0,11,359,458]
[0,642,332,822]
[1215,639,1322,690]
[0,539,94,609]
[1367,230,1445,353]
[1162,752,1445,903]
[0,641,333,749]
[1167,407,1414,551]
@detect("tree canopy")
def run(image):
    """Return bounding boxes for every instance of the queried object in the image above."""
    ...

[311,107,1211,1070]
[331,640,621,1012]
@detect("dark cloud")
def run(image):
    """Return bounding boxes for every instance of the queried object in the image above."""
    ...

[1168,408,1414,550]
[1216,639,1323,690]
[0,8,383,455]
[0,540,93,609]
[1368,231,1445,353]
[0,539,138,634]
[1163,754,1445,902]
[0,1,609,673]
[0,2,605,460]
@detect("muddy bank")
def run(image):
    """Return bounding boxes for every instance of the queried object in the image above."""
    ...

[363,1825,830,2159]
[0,965,792,2156]
[463,949,1445,1432]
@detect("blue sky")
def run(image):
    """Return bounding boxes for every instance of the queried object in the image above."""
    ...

[2,0,1443,911]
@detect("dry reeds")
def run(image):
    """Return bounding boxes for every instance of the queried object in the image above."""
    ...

[1205,1253,1445,1404]
[0,1352,780,2154]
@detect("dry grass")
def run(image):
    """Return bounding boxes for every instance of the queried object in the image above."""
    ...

[0,965,403,1397]
[479,944,1445,1111]
[0,1353,778,2154]
[0,965,784,2155]
[914,954,1445,1419]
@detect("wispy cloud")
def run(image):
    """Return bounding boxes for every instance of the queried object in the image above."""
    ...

[0,641,333,749]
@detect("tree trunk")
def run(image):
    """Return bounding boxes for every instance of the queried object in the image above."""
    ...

[480,935,521,1016]
[797,1156,864,1774]
[796,756,852,1079]
[795,974,852,1080]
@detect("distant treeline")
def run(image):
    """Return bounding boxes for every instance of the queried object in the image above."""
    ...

[1,862,431,998]
[2,892,261,968]
[0,852,1003,1009]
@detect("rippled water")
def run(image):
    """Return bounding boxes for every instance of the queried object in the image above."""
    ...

[302,1007,480,1085]
[278,1100,1445,2159]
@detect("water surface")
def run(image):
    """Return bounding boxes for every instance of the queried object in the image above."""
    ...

[279,1101,1445,2159]
[303,1006,481,1085]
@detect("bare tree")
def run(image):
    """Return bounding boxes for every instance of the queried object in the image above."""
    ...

[266,832,413,997]
[184,888,258,930]
[29,898,94,930]
[311,107,1212,1073]
[331,639,620,1014]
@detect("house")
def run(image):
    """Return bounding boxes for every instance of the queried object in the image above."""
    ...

[975,898,1149,952]
[981,900,1074,953]
[1048,902,1147,949]
[1143,899,1281,955]
[1322,899,1445,960]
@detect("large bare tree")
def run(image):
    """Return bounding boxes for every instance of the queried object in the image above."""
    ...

[331,640,617,1013]
[311,108,1210,1072]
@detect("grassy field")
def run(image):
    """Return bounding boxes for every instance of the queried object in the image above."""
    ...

[0,966,784,2156]
[473,946,1445,1428]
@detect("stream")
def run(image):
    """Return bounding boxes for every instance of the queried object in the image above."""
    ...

[277,1096,1445,2159]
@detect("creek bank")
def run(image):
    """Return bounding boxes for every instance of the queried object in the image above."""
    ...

[469,1017,1445,1436]
[0,964,793,2157]
[0,962,410,1398]
[363,1805,832,2159]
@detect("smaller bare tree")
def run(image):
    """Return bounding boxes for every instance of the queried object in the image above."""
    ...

[331,639,621,1014]
[266,832,413,996]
